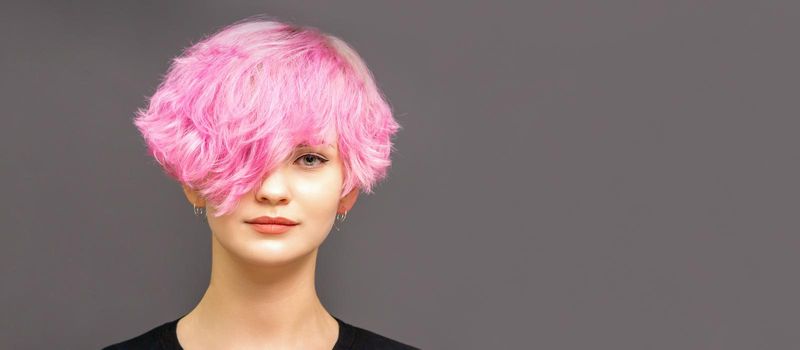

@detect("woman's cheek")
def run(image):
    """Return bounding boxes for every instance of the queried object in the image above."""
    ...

[297,178,339,209]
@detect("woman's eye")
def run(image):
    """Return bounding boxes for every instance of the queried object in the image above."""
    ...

[295,153,329,168]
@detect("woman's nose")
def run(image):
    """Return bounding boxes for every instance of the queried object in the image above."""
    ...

[256,167,290,205]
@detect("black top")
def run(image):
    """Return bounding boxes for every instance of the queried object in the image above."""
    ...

[102,315,419,350]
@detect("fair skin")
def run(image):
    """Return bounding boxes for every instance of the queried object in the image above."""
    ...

[178,141,359,350]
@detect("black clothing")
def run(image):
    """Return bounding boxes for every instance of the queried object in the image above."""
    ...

[102,315,419,349]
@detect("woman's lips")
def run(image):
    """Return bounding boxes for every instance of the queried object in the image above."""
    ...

[248,223,297,235]
[245,216,299,234]
[246,216,298,225]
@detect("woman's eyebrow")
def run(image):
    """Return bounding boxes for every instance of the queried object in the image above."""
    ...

[296,142,336,149]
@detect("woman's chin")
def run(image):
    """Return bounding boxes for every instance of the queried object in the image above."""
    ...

[227,241,318,267]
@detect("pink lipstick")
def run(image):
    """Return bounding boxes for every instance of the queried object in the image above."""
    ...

[245,216,298,235]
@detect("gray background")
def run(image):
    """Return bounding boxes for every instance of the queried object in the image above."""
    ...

[1,1,798,349]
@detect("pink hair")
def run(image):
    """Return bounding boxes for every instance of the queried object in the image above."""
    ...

[133,16,400,217]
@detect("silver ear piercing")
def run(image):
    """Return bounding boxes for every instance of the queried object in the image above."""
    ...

[193,204,206,217]
[334,211,348,231]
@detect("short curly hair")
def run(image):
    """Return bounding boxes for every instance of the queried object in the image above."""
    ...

[133,15,400,217]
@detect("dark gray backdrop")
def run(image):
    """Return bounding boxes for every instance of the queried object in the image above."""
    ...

[1,1,798,349]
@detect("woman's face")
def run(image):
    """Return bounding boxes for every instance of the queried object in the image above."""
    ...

[183,142,359,266]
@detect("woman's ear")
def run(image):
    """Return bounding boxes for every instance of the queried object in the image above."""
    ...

[338,188,360,214]
[181,184,206,207]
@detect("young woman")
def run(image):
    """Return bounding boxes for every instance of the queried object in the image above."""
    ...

[103,15,417,350]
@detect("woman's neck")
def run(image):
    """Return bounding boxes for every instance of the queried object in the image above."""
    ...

[176,237,339,349]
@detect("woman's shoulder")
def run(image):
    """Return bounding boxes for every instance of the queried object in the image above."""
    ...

[101,317,181,350]
[335,316,420,350]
